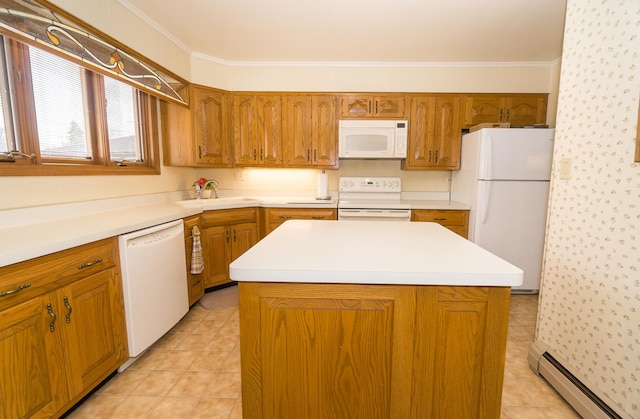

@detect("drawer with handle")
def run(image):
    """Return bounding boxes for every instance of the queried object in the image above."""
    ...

[0,237,117,309]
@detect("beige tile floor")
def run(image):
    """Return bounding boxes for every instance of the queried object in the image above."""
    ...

[67,293,580,419]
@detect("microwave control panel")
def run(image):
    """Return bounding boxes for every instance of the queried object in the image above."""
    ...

[339,177,401,193]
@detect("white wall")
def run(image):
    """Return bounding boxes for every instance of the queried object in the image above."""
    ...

[536,0,640,416]
[0,0,561,210]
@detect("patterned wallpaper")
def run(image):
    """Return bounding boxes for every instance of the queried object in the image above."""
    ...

[536,0,640,416]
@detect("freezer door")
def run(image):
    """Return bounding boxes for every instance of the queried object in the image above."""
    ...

[477,128,554,181]
[471,180,549,292]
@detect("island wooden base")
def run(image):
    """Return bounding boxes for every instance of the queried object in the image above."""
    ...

[238,282,511,419]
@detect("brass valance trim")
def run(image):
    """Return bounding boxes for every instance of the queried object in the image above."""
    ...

[0,0,189,106]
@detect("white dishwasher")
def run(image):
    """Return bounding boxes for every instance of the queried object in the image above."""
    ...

[117,219,188,370]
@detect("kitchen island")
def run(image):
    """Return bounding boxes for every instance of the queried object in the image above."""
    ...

[230,220,522,419]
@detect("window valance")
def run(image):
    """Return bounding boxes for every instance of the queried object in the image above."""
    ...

[0,0,189,106]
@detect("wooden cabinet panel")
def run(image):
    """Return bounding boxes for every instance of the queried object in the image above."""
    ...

[402,95,462,170]
[183,216,205,306]
[160,85,231,167]
[239,282,510,418]
[240,282,415,418]
[463,94,548,128]
[412,209,469,238]
[411,286,510,418]
[201,209,259,289]
[232,94,283,167]
[193,87,231,166]
[263,208,337,236]
[284,94,338,168]
[0,297,65,418]
[0,238,128,418]
[341,94,405,118]
[61,269,127,398]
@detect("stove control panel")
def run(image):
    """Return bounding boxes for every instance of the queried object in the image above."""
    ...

[339,177,401,192]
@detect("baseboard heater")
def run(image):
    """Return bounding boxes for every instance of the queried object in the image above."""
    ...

[528,342,626,419]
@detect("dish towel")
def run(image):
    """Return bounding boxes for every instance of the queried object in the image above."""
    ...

[190,226,204,274]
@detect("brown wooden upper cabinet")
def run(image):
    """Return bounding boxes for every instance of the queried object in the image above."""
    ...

[340,94,406,118]
[284,95,339,168]
[161,85,232,167]
[463,94,548,128]
[402,95,462,170]
[231,94,283,167]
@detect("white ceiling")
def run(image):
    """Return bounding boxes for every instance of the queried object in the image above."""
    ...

[118,0,567,64]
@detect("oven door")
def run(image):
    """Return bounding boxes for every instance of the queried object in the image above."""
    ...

[338,208,411,222]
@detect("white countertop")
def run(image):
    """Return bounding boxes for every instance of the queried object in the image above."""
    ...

[0,190,469,268]
[230,220,522,287]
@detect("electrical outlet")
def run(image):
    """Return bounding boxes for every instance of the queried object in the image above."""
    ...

[559,158,572,179]
[234,170,245,181]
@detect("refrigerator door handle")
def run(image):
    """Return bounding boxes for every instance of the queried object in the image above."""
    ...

[479,134,494,180]
[480,181,491,224]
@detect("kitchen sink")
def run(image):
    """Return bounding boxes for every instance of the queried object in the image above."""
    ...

[176,197,258,206]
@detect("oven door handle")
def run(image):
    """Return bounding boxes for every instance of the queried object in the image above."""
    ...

[339,209,411,218]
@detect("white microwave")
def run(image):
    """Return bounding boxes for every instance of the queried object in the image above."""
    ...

[338,120,408,159]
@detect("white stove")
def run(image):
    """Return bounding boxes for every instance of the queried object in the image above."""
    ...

[338,177,411,221]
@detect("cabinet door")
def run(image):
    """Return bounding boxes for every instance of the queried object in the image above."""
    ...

[285,95,313,166]
[340,95,372,117]
[202,226,232,288]
[61,268,128,399]
[184,216,205,306]
[0,297,67,418]
[231,222,258,261]
[504,95,547,126]
[193,87,231,167]
[463,95,505,127]
[374,95,405,118]
[431,95,461,170]
[232,95,258,166]
[403,95,436,168]
[340,94,405,118]
[411,286,510,418]
[257,95,283,166]
[311,95,338,168]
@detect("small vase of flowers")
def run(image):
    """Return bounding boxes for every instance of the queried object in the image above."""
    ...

[193,177,218,199]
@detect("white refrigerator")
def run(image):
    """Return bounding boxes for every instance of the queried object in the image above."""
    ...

[451,128,554,293]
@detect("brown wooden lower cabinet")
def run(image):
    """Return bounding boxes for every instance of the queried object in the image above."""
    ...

[183,215,205,305]
[412,209,469,238]
[0,238,128,418]
[262,207,337,236]
[239,282,510,418]
[201,208,259,289]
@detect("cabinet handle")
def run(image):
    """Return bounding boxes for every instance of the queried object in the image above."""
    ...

[506,109,510,121]
[47,304,57,332]
[198,145,203,159]
[314,149,317,162]
[499,109,503,122]
[78,258,103,270]
[260,149,263,160]
[429,150,432,163]
[307,150,310,162]
[233,229,237,242]
[0,282,31,297]
[226,229,230,244]
[433,218,447,221]
[375,100,378,114]
[279,215,292,219]
[311,216,324,219]
[368,100,372,113]
[253,148,257,160]
[64,296,72,324]
[435,150,439,162]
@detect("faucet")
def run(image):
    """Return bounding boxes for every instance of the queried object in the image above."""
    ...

[204,179,219,198]
[194,184,201,199]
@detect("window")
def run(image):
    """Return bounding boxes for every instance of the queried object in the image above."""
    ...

[0,36,159,175]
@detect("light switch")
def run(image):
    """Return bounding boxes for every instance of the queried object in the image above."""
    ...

[559,158,572,179]
[234,170,245,181]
